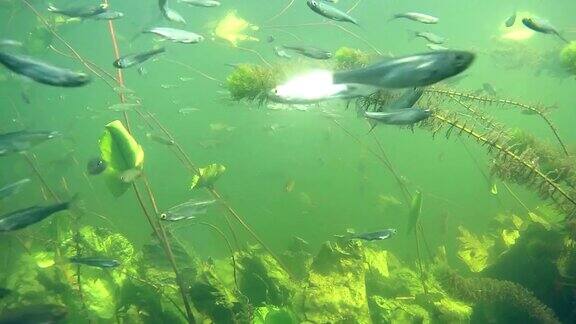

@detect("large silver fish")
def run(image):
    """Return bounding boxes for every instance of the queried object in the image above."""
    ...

[307,0,358,25]
[0,52,90,87]
[333,50,474,88]
[144,27,204,44]
[0,199,73,232]
[0,130,61,156]
[47,3,108,18]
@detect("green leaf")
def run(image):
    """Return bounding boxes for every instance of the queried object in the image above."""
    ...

[456,226,494,272]
[98,120,144,197]
[190,164,226,189]
[406,190,423,234]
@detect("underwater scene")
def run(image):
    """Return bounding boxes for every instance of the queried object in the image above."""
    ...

[1,0,576,323]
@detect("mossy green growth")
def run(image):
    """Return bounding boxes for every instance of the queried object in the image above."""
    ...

[190,163,226,189]
[226,64,284,101]
[333,47,371,70]
[560,41,576,74]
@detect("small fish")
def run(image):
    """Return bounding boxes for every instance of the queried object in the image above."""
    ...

[178,0,221,7]
[0,130,61,156]
[505,12,516,27]
[179,76,194,81]
[285,179,295,193]
[160,199,217,221]
[333,50,474,88]
[391,12,439,24]
[119,169,142,183]
[178,107,199,114]
[47,3,108,18]
[386,87,424,111]
[113,47,165,69]
[0,304,67,324]
[20,91,31,104]
[146,132,175,145]
[107,102,140,112]
[378,195,402,208]
[138,66,148,76]
[86,157,107,175]
[0,199,74,232]
[113,86,135,95]
[339,228,398,241]
[522,17,569,43]
[426,43,449,51]
[415,31,445,44]
[364,108,431,125]
[93,10,124,20]
[0,178,31,200]
[162,7,187,24]
[209,123,235,132]
[144,27,204,44]
[267,35,275,43]
[307,0,359,25]
[273,46,292,59]
[282,45,332,60]
[69,256,120,268]
[482,82,497,96]
[0,52,90,87]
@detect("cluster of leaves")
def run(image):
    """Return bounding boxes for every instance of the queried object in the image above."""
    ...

[559,41,576,75]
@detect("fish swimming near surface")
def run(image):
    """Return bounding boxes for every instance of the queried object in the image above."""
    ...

[505,11,516,27]
[69,256,121,268]
[337,228,398,241]
[522,17,569,43]
[160,199,217,221]
[0,52,91,87]
[306,0,359,25]
[47,3,108,18]
[0,178,31,200]
[0,198,74,232]
[0,130,61,156]
[391,12,439,24]
[414,31,445,44]
[86,157,107,175]
[0,304,67,324]
[364,107,431,126]
[178,0,221,7]
[333,50,475,88]
[113,47,166,69]
[144,27,204,43]
[282,45,332,60]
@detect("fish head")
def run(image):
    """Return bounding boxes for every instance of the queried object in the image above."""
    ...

[159,212,168,220]
[307,0,320,10]
[447,50,475,76]
[47,131,62,139]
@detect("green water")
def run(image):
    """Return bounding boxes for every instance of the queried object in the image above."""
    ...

[1,0,576,323]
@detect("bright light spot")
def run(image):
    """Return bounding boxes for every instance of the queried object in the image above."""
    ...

[272,70,348,103]
[214,11,259,46]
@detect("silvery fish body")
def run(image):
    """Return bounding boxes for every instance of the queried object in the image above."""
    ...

[47,3,108,18]
[0,52,90,87]
[364,107,431,125]
[307,0,358,25]
[162,7,187,24]
[0,178,31,200]
[145,27,204,43]
[69,257,120,268]
[333,50,474,88]
[0,130,61,156]
[178,0,220,7]
[348,228,398,241]
[415,32,445,44]
[113,47,165,69]
[93,11,124,20]
[282,45,332,60]
[388,88,424,111]
[505,12,516,27]
[392,12,439,24]
[160,199,217,221]
[0,201,71,232]
[522,17,569,43]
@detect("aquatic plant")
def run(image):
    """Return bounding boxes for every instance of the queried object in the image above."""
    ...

[436,266,561,324]
[457,226,495,273]
[559,41,576,75]
[190,163,226,190]
[333,47,371,70]
[226,64,284,102]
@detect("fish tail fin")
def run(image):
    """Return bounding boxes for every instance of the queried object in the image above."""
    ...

[388,15,398,22]
[558,33,570,44]
[64,193,84,215]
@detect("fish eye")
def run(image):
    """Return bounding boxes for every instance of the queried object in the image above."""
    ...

[160,213,167,219]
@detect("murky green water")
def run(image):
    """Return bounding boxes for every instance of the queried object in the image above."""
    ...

[1,0,576,323]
